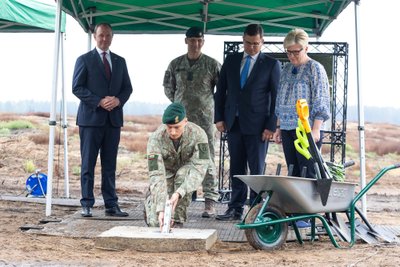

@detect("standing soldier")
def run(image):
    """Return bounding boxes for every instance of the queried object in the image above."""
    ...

[144,102,210,228]
[163,26,221,218]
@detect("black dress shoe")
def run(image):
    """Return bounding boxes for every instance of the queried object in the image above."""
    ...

[215,208,242,221]
[81,207,92,217]
[105,205,129,217]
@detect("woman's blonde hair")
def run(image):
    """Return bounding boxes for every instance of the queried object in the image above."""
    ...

[283,28,309,49]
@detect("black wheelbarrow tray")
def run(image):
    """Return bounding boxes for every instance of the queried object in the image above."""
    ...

[235,164,400,250]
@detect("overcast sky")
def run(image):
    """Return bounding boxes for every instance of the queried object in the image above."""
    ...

[1,1,397,108]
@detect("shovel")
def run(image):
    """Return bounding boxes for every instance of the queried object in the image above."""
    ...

[326,212,352,242]
[294,119,331,205]
[295,99,333,206]
[354,207,400,243]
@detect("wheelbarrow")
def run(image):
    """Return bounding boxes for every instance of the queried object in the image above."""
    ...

[235,164,400,250]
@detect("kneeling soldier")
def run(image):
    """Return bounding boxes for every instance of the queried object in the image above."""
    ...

[144,102,210,229]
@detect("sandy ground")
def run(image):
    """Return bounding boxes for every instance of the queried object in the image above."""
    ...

[0,197,399,267]
[0,114,399,266]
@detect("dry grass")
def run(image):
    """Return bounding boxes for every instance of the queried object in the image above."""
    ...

[121,134,149,153]
[1,113,400,198]
[26,112,50,118]
[367,142,400,155]
[124,115,160,133]
[124,124,159,133]
[29,131,62,145]
[119,115,161,154]
[69,126,79,136]
[0,113,19,121]
[122,125,142,132]
[61,115,161,154]
[124,115,161,125]
[29,133,49,145]
[346,122,400,155]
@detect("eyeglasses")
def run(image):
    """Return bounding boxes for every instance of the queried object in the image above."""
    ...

[243,39,262,47]
[286,48,303,56]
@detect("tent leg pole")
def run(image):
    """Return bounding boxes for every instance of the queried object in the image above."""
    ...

[353,0,367,217]
[60,33,70,198]
[46,0,63,217]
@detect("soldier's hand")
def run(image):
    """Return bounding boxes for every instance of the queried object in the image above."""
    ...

[170,192,180,212]
[158,211,164,231]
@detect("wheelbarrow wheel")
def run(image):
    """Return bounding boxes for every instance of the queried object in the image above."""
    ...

[245,204,288,250]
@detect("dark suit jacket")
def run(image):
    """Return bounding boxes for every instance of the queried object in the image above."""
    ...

[214,52,280,135]
[72,49,133,127]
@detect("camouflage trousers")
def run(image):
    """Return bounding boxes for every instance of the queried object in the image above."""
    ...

[200,122,219,202]
[202,166,219,201]
[144,166,196,227]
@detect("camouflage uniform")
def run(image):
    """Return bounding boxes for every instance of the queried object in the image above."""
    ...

[144,122,210,226]
[163,53,221,202]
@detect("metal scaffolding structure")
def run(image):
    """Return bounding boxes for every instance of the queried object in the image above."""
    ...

[217,41,349,202]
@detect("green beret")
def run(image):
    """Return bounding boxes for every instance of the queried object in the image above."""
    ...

[162,102,186,124]
[186,26,204,38]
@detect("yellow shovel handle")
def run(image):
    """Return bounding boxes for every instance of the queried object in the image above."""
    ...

[294,119,312,160]
[294,139,311,160]
[296,99,311,133]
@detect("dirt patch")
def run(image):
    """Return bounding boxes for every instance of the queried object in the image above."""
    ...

[0,114,399,266]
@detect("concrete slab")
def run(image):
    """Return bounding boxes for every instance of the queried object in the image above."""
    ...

[95,226,217,252]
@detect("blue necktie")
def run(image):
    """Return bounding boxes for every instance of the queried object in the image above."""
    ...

[240,55,251,88]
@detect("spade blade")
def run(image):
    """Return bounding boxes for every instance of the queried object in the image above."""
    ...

[316,178,332,206]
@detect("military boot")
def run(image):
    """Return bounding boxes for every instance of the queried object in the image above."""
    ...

[202,198,216,218]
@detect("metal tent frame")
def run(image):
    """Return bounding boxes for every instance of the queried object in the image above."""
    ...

[59,0,351,37]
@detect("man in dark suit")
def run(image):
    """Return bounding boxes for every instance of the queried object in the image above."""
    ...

[72,23,133,217]
[214,24,281,220]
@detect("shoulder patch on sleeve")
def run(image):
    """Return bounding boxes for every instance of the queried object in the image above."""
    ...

[198,143,209,160]
[148,154,159,171]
